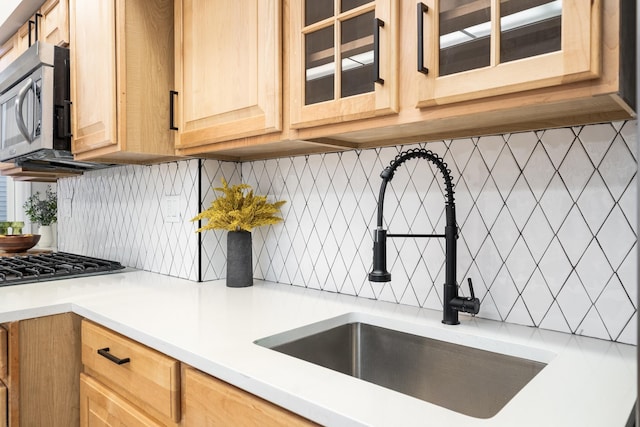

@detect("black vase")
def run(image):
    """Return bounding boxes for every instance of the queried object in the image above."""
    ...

[226,230,253,287]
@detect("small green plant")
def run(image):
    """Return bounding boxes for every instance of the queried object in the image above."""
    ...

[191,178,285,232]
[23,186,57,226]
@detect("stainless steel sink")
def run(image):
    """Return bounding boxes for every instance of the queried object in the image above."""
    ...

[256,315,550,418]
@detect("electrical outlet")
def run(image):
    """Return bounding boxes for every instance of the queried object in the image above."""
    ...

[163,195,181,223]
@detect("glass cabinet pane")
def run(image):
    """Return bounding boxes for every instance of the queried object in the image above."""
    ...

[439,0,491,76]
[305,25,335,105]
[341,0,371,13]
[303,0,376,106]
[500,0,562,63]
[341,11,374,98]
[305,0,333,26]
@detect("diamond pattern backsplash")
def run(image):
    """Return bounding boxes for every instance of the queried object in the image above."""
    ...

[234,120,637,344]
[57,160,202,281]
[57,120,637,345]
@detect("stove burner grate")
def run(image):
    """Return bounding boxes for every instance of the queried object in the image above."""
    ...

[0,252,125,287]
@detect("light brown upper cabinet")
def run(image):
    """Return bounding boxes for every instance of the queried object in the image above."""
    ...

[0,36,19,74]
[16,21,35,55]
[416,0,601,107]
[15,0,68,55]
[0,0,68,74]
[70,0,177,164]
[294,0,633,149]
[40,0,70,47]
[173,0,282,151]
[289,0,399,129]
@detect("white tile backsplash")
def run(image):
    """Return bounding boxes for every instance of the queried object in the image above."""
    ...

[57,120,637,345]
[237,120,637,345]
[58,160,202,280]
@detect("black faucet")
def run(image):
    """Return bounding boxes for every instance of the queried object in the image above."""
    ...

[369,148,480,325]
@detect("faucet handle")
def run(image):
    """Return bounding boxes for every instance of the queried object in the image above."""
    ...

[457,278,480,315]
[467,278,475,299]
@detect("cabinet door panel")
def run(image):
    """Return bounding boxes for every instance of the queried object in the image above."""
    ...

[182,367,316,426]
[16,21,34,55]
[40,0,70,47]
[175,0,281,148]
[80,374,161,427]
[290,0,398,129]
[70,0,118,153]
[417,0,600,106]
[0,36,18,74]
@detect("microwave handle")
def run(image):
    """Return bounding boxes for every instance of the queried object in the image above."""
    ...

[15,78,36,143]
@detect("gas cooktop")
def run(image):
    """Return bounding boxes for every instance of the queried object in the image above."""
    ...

[0,252,125,287]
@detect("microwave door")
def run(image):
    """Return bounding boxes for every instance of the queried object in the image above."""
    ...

[15,78,40,143]
[0,66,48,161]
[1,90,29,155]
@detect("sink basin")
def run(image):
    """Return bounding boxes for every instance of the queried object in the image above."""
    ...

[255,314,552,419]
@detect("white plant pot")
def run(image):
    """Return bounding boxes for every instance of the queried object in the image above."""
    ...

[38,225,53,248]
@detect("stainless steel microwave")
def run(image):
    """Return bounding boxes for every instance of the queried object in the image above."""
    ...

[0,41,70,159]
[0,42,109,172]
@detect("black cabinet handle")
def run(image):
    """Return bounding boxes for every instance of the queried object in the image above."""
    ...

[28,21,35,47]
[64,99,73,138]
[55,99,73,139]
[169,90,178,130]
[35,13,42,44]
[417,3,429,75]
[27,13,43,47]
[373,18,385,85]
[97,347,131,365]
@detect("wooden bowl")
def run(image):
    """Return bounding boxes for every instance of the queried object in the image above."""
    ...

[0,234,41,253]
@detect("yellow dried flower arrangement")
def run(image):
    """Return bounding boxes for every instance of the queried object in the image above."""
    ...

[191,178,286,232]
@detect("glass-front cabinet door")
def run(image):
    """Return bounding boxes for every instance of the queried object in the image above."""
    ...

[417,0,601,107]
[290,0,398,129]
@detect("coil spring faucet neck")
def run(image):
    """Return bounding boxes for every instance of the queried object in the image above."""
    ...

[368,148,480,325]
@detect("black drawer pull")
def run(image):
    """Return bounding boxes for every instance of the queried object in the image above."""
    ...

[97,347,131,365]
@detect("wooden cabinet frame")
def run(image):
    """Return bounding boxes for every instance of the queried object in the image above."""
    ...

[417,0,602,106]
[173,0,283,149]
[289,0,399,129]
[3,314,82,427]
[70,0,177,164]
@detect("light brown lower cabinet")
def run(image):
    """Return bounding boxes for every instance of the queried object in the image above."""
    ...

[80,373,162,426]
[0,381,6,427]
[80,320,180,426]
[181,366,317,426]
[3,313,82,427]
[0,325,6,381]
[0,324,5,427]
[0,315,317,426]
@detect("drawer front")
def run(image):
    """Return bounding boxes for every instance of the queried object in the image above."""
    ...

[0,326,6,383]
[81,320,180,423]
[183,366,317,426]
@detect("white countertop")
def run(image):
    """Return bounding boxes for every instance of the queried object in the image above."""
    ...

[0,269,635,426]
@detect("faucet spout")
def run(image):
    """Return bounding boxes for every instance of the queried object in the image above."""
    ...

[368,148,480,325]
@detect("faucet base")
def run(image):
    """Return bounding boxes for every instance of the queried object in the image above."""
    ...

[369,272,392,282]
